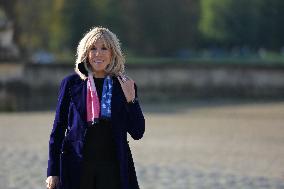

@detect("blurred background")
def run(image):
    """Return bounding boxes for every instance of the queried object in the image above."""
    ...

[0,0,284,189]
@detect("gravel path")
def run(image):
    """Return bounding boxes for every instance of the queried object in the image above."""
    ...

[0,101,284,189]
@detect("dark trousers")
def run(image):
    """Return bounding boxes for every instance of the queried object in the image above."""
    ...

[79,160,121,189]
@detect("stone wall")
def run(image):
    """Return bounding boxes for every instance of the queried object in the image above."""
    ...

[1,62,284,111]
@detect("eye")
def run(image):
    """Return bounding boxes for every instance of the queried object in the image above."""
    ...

[102,47,108,50]
[90,47,96,50]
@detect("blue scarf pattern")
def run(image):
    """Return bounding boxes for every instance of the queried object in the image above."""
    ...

[100,76,113,119]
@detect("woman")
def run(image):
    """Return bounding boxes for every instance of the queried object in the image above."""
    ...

[45,26,145,189]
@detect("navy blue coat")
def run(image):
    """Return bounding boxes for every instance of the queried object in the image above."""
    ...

[47,73,145,189]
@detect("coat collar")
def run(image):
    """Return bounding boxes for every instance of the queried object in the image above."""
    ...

[70,76,123,124]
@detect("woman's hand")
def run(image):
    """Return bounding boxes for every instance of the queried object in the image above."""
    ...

[46,176,59,189]
[117,73,135,103]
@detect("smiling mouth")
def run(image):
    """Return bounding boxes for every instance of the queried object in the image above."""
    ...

[94,60,103,64]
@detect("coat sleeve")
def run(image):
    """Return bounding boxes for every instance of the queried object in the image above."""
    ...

[47,77,71,176]
[125,83,145,140]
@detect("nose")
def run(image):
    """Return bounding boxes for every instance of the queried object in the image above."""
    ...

[95,49,101,56]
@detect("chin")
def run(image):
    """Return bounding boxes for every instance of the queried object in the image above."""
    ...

[91,65,105,70]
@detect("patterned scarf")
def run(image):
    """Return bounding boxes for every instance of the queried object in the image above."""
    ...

[86,72,113,125]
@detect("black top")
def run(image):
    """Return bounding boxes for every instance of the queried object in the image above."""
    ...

[82,77,118,163]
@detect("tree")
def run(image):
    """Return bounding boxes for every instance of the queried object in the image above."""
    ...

[120,0,200,56]
[199,0,284,50]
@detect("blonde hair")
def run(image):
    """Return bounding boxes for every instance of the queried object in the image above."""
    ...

[75,26,125,80]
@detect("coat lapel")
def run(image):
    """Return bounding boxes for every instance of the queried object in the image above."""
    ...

[70,79,87,124]
[111,77,124,117]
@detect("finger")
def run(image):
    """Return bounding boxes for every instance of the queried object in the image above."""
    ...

[118,72,124,79]
[117,75,124,84]
[118,72,129,82]
[47,183,51,189]
[118,74,123,79]
[117,74,123,80]
[49,184,54,189]
[49,181,55,187]
[121,77,127,82]
[46,180,53,189]
[48,182,53,188]
[121,75,128,82]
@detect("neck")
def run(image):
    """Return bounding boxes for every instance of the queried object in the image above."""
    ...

[93,72,106,78]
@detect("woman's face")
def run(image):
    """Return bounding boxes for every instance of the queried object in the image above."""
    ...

[88,37,112,78]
